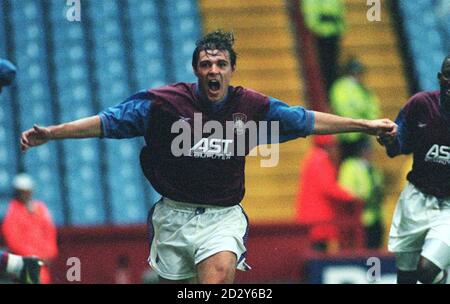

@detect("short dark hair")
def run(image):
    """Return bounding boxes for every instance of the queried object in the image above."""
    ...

[192,30,237,69]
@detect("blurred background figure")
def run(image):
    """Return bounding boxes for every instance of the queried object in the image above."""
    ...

[0,58,16,93]
[2,173,58,284]
[114,254,132,284]
[338,141,385,249]
[330,57,384,249]
[330,57,381,159]
[301,0,346,93]
[295,135,359,253]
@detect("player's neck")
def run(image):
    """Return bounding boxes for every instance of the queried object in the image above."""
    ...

[195,83,229,110]
[440,95,450,114]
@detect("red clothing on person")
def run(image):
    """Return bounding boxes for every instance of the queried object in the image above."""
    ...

[2,199,58,284]
[296,146,356,243]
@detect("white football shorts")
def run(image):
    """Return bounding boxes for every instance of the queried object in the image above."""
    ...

[389,183,450,270]
[147,197,250,280]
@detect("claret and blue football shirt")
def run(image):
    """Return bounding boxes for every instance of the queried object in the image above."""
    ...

[386,91,450,198]
[99,83,315,206]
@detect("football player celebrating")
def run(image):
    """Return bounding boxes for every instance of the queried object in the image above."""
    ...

[21,30,396,284]
[378,55,450,284]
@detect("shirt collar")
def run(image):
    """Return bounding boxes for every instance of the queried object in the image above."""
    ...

[194,83,230,112]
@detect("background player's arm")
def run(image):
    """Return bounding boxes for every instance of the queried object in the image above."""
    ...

[312,111,397,136]
[377,133,399,156]
[21,115,101,152]
[376,105,414,157]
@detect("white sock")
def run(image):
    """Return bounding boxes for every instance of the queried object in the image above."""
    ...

[5,253,24,279]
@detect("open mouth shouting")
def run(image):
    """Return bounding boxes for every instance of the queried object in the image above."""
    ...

[208,79,221,93]
[195,49,234,103]
[206,79,223,101]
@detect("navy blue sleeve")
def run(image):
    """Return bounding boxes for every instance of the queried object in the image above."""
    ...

[385,108,414,157]
[98,90,152,139]
[262,97,315,143]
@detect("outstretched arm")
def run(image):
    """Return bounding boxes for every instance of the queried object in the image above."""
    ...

[312,111,397,137]
[20,92,152,152]
[20,115,101,152]
[263,97,397,143]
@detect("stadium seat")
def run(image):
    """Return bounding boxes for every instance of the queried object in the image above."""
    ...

[399,0,447,91]
[5,0,66,225]
[87,1,159,224]
[0,5,15,218]
[165,0,202,82]
[1,0,196,226]
[47,0,108,225]
[63,140,106,225]
[126,1,166,89]
[0,2,17,214]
